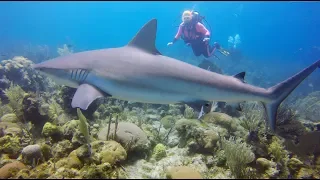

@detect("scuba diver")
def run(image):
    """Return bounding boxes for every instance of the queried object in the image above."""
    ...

[167,10,229,59]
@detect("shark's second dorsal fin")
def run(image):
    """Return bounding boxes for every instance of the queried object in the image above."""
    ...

[127,18,162,55]
[233,72,246,83]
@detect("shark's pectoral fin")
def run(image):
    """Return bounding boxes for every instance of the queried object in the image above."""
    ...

[127,18,162,55]
[233,72,246,83]
[71,84,108,110]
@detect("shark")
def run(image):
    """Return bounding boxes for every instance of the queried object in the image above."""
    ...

[32,18,320,132]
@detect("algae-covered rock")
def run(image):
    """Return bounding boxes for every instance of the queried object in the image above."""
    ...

[41,122,63,141]
[98,122,150,152]
[40,143,52,161]
[92,140,127,165]
[75,140,127,166]
[51,140,74,159]
[256,158,279,178]
[152,143,167,160]
[80,163,113,179]
[0,160,27,179]
[56,152,83,170]
[160,115,175,129]
[0,135,22,158]
[0,121,22,137]
[187,129,220,154]
[175,119,200,135]
[166,166,202,179]
[0,113,18,123]
[296,167,315,179]
[288,158,303,173]
[203,112,238,132]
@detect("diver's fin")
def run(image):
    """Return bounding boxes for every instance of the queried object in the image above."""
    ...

[71,84,107,110]
[127,18,162,55]
[233,72,246,83]
[264,59,320,132]
[218,49,230,56]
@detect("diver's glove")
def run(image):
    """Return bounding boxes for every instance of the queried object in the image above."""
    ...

[203,37,210,42]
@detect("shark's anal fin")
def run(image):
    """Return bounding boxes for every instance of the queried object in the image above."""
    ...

[127,18,162,55]
[233,72,246,83]
[71,84,110,110]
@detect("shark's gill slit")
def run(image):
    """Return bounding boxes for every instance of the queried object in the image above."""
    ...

[70,70,74,80]
[82,71,89,82]
[78,69,84,81]
[75,69,79,80]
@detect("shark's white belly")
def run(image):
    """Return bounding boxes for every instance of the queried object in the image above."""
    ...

[86,72,244,104]
[86,74,208,104]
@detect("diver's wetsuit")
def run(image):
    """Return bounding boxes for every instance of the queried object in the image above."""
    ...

[173,21,217,58]
[189,38,216,58]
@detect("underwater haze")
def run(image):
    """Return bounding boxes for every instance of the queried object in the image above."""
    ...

[0,1,319,179]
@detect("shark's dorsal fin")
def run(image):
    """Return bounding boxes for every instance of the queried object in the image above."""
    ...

[233,72,246,83]
[127,18,162,55]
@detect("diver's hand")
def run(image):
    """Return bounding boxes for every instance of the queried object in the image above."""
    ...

[167,42,173,46]
[203,37,210,42]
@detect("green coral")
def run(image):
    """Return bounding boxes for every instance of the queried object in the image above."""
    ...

[77,108,90,144]
[152,143,167,160]
[0,100,13,118]
[268,136,288,163]
[184,105,195,119]
[3,83,25,118]
[267,136,289,178]
[239,102,264,132]
[221,136,255,178]
[48,100,63,122]
[215,150,226,167]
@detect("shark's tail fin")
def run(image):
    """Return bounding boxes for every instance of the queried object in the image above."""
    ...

[263,59,320,132]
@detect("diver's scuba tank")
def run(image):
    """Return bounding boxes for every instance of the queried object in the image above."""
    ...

[191,11,204,24]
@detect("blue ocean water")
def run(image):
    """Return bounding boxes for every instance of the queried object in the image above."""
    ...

[0,1,319,95]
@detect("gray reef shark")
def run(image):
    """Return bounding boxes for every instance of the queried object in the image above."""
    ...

[32,18,320,132]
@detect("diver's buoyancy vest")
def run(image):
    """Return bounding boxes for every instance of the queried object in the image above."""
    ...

[181,22,204,42]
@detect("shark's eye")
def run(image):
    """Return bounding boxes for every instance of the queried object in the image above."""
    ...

[205,103,209,107]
